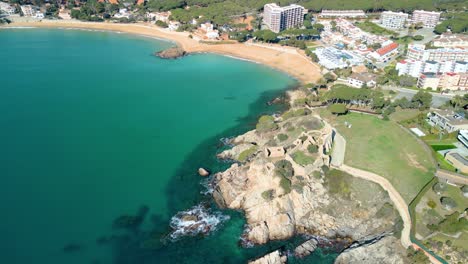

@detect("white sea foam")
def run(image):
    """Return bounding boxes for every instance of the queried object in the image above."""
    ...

[169,204,229,240]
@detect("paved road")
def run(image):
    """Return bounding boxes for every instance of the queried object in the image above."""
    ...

[382,86,452,107]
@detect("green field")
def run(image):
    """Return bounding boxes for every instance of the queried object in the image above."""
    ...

[329,112,435,203]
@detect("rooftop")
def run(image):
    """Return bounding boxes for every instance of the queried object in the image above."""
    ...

[376,42,398,56]
[448,151,468,166]
[349,72,377,82]
[433,109,468,125]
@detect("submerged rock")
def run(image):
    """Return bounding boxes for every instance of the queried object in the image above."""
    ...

[155,47,186,59]
[294,238,318,258]
[198,168,210,177]
[62,243,83,253]
[169,204,229,240]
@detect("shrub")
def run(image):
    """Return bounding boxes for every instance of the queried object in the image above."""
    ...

[277,134,288,142]
[433,182,447,195]
[376,202,394,218]
[261,189,275,201]
[313,171,322,179]
[292,151,315,166]
[292,182,306,194]
[294,98,307,107]
[307,144,318,154]
[282,108,311,120]
[427,200,437,209]
[325,169,351,198]
[328,103,348,115]
[256,115,278,132]
[155,20,168,28]
[280,177,292,194]
[275,160,294,179]
[440,197,457,210]
[237,146,257,162]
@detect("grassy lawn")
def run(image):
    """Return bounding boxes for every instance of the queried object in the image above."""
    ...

[355,21,396,36]
[328,112,435,203]
[390,108,421,122]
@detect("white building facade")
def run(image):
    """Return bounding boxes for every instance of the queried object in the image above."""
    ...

[411,10,441,28]
[263,3,305,33]
[380,11,408,29]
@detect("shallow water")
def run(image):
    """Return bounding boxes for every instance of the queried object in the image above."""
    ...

[0,28,337,263]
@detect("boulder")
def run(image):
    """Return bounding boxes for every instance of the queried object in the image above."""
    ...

[294,238,318,258]
[198,168,210,177]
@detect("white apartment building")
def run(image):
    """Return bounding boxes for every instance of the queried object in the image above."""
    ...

[380,11,408,29]
[319,10,366,18]
[411,10,441,28]
[427,109,468,132]
[407,44,468,62]
[418,72,468,91]
[433,33,468,48]
[397,59,468,77]
[0,2,16,15]
[263,3,306,33]
[20,5,35,17]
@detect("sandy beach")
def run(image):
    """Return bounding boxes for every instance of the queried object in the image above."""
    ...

[2,20,322,84]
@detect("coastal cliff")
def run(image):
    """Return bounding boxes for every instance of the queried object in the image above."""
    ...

[212,90,409,262]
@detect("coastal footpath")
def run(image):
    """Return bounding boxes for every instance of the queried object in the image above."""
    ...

[2,20,322,84]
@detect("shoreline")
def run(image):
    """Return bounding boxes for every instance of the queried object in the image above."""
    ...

[1,20,322,84]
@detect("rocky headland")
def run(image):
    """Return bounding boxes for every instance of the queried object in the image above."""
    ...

[155,47,186,59]
[212,90,411,262]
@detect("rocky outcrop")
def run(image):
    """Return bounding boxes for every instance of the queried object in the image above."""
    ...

[334,236,408,264]
[198,168,210,177]
[248,250,287,264]
[294,238,318,258]
[155,47,186,59]
[212,114,401,246]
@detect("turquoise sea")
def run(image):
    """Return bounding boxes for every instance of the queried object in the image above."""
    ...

[0,28,337,263]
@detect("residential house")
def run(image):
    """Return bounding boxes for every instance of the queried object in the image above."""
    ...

[427,109,468,132]
[369,42,399,62]
[168,21,180,31]
[347,72,377,88]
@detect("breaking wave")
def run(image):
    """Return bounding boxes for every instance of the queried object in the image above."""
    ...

[169,204,229,240]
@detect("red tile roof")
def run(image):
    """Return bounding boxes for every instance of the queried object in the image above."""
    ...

[376,42,398,56]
